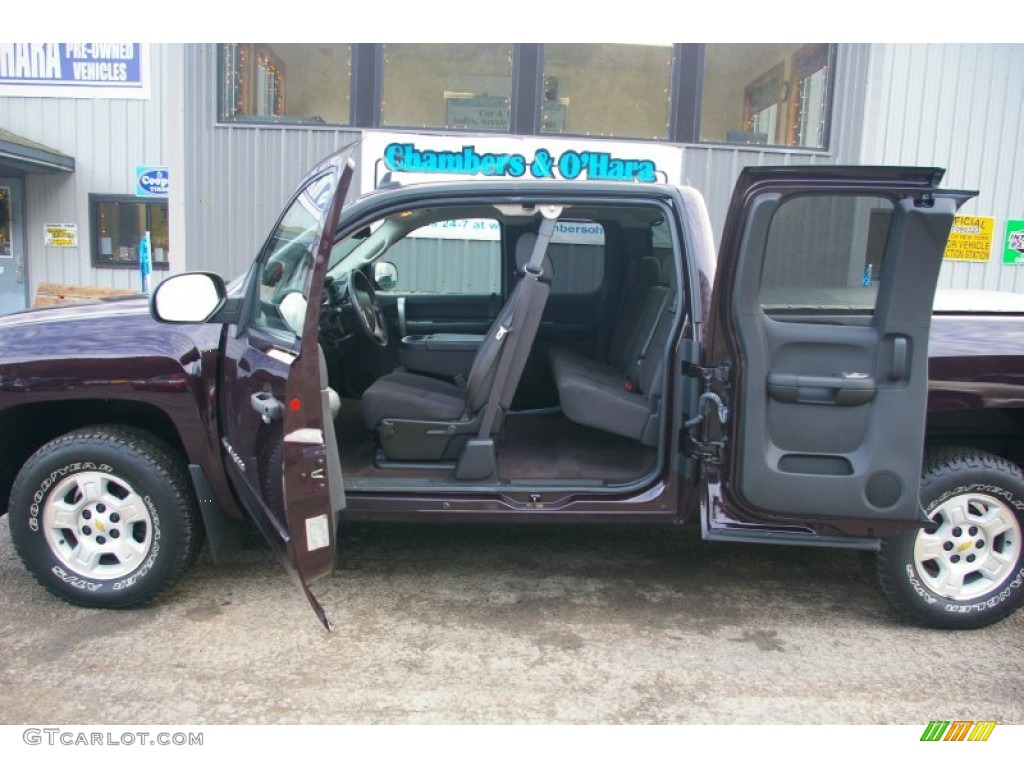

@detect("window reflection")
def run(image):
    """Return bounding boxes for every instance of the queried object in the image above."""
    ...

[220,43,351,124]
[90,197,170,269]
[381,44,513,131]
[541,44,673,139]
[701,43,832,149]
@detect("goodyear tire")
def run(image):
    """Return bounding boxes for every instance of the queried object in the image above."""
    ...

[8,426,202,609]
[877,447,1024,629]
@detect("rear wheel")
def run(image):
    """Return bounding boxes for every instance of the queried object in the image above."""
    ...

[877,447,1024,629]
[8,426,202,608]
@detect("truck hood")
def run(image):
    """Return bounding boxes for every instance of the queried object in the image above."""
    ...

[0,296,206,366]
[0,295,151,329]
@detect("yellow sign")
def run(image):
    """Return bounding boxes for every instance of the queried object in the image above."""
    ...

[943,215,994,261]
[44,223,79,248]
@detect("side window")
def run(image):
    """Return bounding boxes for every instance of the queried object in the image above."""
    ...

[380,218,502,295]
[651,218,675,287]
[759,194,894,313]
[548,220,605,294]
[251,173,334,336]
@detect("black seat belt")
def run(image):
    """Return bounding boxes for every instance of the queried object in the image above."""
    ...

[476,216,557,439]
[628,290,672,392]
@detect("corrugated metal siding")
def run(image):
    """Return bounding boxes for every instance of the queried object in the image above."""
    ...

[183,45,362,279]
[387,239,501,295]
[861,44,1024,292]
[362,238,604,296]
[0,45,174,300]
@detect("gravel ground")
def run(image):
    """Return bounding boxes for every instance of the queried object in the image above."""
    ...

[1,519,1022,726]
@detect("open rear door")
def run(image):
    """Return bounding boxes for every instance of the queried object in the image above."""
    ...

[218,149,354,627]
[703,166,974,531]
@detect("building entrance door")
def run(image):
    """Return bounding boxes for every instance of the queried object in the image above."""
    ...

[0,178,27,314]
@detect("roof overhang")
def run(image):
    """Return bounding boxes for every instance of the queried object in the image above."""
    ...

[0,129,75,175]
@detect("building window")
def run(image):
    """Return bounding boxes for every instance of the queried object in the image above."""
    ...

[700,43,833,149]
[90,195,169,269]
[219,43,351,125]
[0,186,12,257]
[541,44,673,139]
[380,44,513,131]
[743,63,786,144]
[211,43,836,150]
[790,44,831,148]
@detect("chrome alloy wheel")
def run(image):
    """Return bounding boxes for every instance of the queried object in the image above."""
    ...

[914,492,1021,601]
[42,470,154,580]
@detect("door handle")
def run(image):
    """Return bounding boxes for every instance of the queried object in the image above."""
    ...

[250,391,284,423]
[890,336,908,381]
[767,372,876,406]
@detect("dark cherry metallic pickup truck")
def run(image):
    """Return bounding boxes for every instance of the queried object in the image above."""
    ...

[2,145,1023,629]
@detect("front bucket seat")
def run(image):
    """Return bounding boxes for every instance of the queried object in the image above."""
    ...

[361,224,556,468]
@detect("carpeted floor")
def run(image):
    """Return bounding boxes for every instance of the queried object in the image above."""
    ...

[335,399,657,486]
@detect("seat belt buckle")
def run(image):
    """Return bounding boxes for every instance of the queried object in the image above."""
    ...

[495,324,511,341]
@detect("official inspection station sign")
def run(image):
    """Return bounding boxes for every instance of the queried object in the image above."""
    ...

[44,224,78,248]
[943,215,994,262]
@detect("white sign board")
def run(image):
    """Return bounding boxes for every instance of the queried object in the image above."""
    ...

[359,131,684,192]
[44,223,78,247]
[0,44,150,99]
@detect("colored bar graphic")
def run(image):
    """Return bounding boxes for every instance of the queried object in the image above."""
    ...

[945,721,974,741]
[968,721,997,742]
[920,720,996,742]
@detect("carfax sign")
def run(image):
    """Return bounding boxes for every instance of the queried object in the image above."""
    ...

[1002,219,1024,265]
[0,44,150,99]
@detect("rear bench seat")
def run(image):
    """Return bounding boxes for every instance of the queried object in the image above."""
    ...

[549,257,674,446]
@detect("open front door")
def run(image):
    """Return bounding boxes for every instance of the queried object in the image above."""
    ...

[704,167,974,530]
[219,149,354,627]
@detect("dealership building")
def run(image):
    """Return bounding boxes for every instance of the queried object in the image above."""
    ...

[0,42,1022,314]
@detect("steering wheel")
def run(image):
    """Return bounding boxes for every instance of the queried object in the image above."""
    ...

[340,269,389,347]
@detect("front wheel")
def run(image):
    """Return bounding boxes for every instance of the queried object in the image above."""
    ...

[8,426,202,609]
[877,447,1024,629]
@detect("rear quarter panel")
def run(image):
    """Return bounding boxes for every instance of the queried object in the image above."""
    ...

[928,313,1024,413]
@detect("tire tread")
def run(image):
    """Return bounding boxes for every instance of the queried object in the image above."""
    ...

[8,425,202,609]
[877,445,1024,629]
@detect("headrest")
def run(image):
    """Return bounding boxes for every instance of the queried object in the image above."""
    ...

[515,232,554,283]
[637,256,663,286]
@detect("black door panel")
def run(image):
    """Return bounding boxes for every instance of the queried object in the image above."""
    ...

[706,166,975,525]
